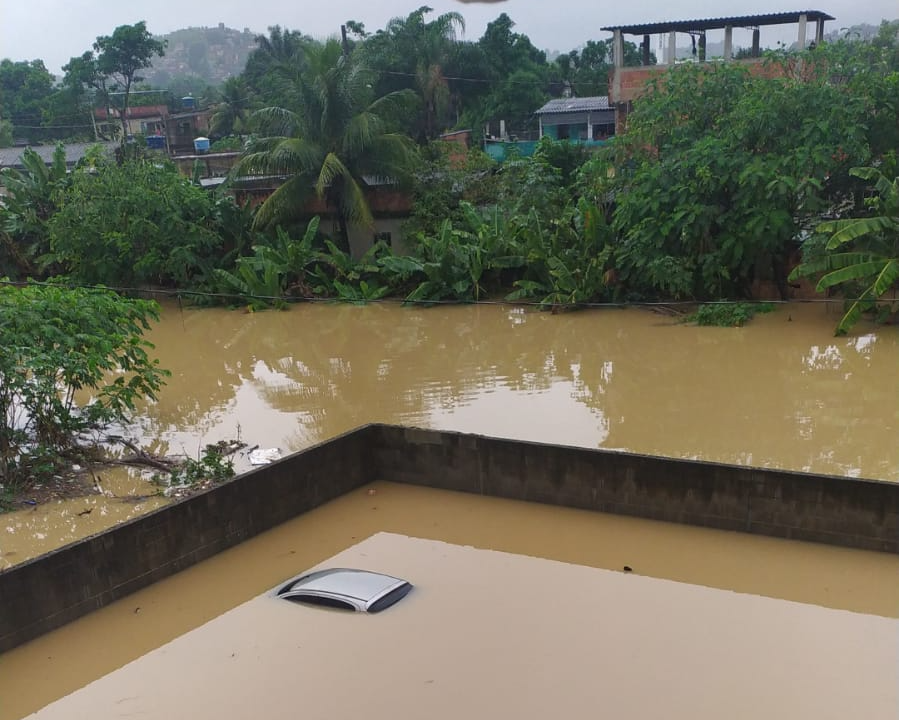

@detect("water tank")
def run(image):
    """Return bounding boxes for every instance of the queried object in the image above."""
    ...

[182,95,196,110]
[193,136,210,153]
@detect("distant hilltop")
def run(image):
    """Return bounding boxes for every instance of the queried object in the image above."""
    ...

[144,23,258,87]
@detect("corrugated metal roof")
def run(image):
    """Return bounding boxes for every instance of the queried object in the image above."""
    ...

[601,10,834,35]
[0,141,117,169]
[535,97,611,115]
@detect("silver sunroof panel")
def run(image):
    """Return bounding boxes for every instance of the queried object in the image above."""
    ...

[276,568,412,612]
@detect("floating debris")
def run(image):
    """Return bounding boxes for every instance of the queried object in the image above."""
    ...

[249,448,282,465]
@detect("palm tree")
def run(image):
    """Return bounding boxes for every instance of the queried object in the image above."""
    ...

[209,76,250,138]
[368,7,465,140]
[790,167,899,334]
[233,40,417,252]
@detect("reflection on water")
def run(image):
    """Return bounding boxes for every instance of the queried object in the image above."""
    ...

[2,301,897,563]
[141,300,898,479]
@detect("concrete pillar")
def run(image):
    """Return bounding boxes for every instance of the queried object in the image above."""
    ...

[538,116,543,140]
[815,18,825,44]
[642,35,650,66]
[586,112,593,142]
[797,13,807,50]
[724,26,733,60]
[698,32,706,62]
[499,119,506,141]
[752,28,760,57]
[613,29,624,68]
[667,31,677,64]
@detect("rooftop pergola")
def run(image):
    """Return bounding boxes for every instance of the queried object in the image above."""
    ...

[601,10,835,66]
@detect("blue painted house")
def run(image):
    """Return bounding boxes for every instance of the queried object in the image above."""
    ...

[535,96,615,143]
[483,96,614,162]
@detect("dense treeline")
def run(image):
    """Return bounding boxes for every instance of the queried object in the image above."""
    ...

[0,17,898,334]
[0,9,642,146]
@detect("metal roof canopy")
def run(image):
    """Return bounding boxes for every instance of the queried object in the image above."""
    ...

[536,97,611,115]
[601,10,834,35]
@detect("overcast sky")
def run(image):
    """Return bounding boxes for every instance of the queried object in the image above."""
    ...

[2,0,895,74]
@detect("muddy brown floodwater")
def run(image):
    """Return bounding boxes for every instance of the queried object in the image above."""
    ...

[2,300,898,564]
[2,483,898,720]
[24,532,899,720]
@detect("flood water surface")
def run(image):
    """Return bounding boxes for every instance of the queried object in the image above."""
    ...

[25,532,899,720]
[133,300,899,477]
[2,300,898,563]
[3,483,897,720]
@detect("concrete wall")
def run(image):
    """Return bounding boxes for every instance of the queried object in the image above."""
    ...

[0,428,371,654]
[369,426,899,553]
[2,424,897,653]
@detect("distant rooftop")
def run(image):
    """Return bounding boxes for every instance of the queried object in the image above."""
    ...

[601,10,834,35]
[0,141,117,170]
[535,97,611,115]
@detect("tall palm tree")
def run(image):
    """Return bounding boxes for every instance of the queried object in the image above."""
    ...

[368,7,465,140]
[233,40,417,252]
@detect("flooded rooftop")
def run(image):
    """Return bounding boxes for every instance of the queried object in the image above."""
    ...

[3,482,897,720]
[24,531,899,720]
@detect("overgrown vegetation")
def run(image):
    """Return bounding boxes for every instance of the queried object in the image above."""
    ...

[789,163,899,334]
[152,444,236,497]
[0,283,168,488]
[684,303,776,327]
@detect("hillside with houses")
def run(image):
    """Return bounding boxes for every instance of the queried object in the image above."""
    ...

[143,24,258,87]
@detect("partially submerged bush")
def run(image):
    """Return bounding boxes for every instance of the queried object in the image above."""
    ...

[683,302,775,327]
[0,282,168,487]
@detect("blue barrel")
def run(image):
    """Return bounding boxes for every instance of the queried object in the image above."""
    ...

[193,137,210,153]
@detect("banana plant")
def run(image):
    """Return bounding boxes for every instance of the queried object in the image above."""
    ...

[790,167,899,335]
[0,145,69,275]
[212,217,320,309]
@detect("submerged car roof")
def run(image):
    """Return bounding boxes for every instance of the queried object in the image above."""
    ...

[276,568,413,612]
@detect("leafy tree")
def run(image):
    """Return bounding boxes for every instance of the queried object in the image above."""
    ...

[474,14,550,133]
[0,59,55,141]
[64,22,166,142]
[0,283,167,486]
[609,54,871,300]
[234,40,417,251]
[47,159,224,287]
[790,165,899,334]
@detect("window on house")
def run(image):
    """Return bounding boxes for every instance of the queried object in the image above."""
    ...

[556,124,570,140]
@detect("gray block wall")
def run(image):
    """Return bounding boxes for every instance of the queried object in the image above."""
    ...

[1,424,896,653]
